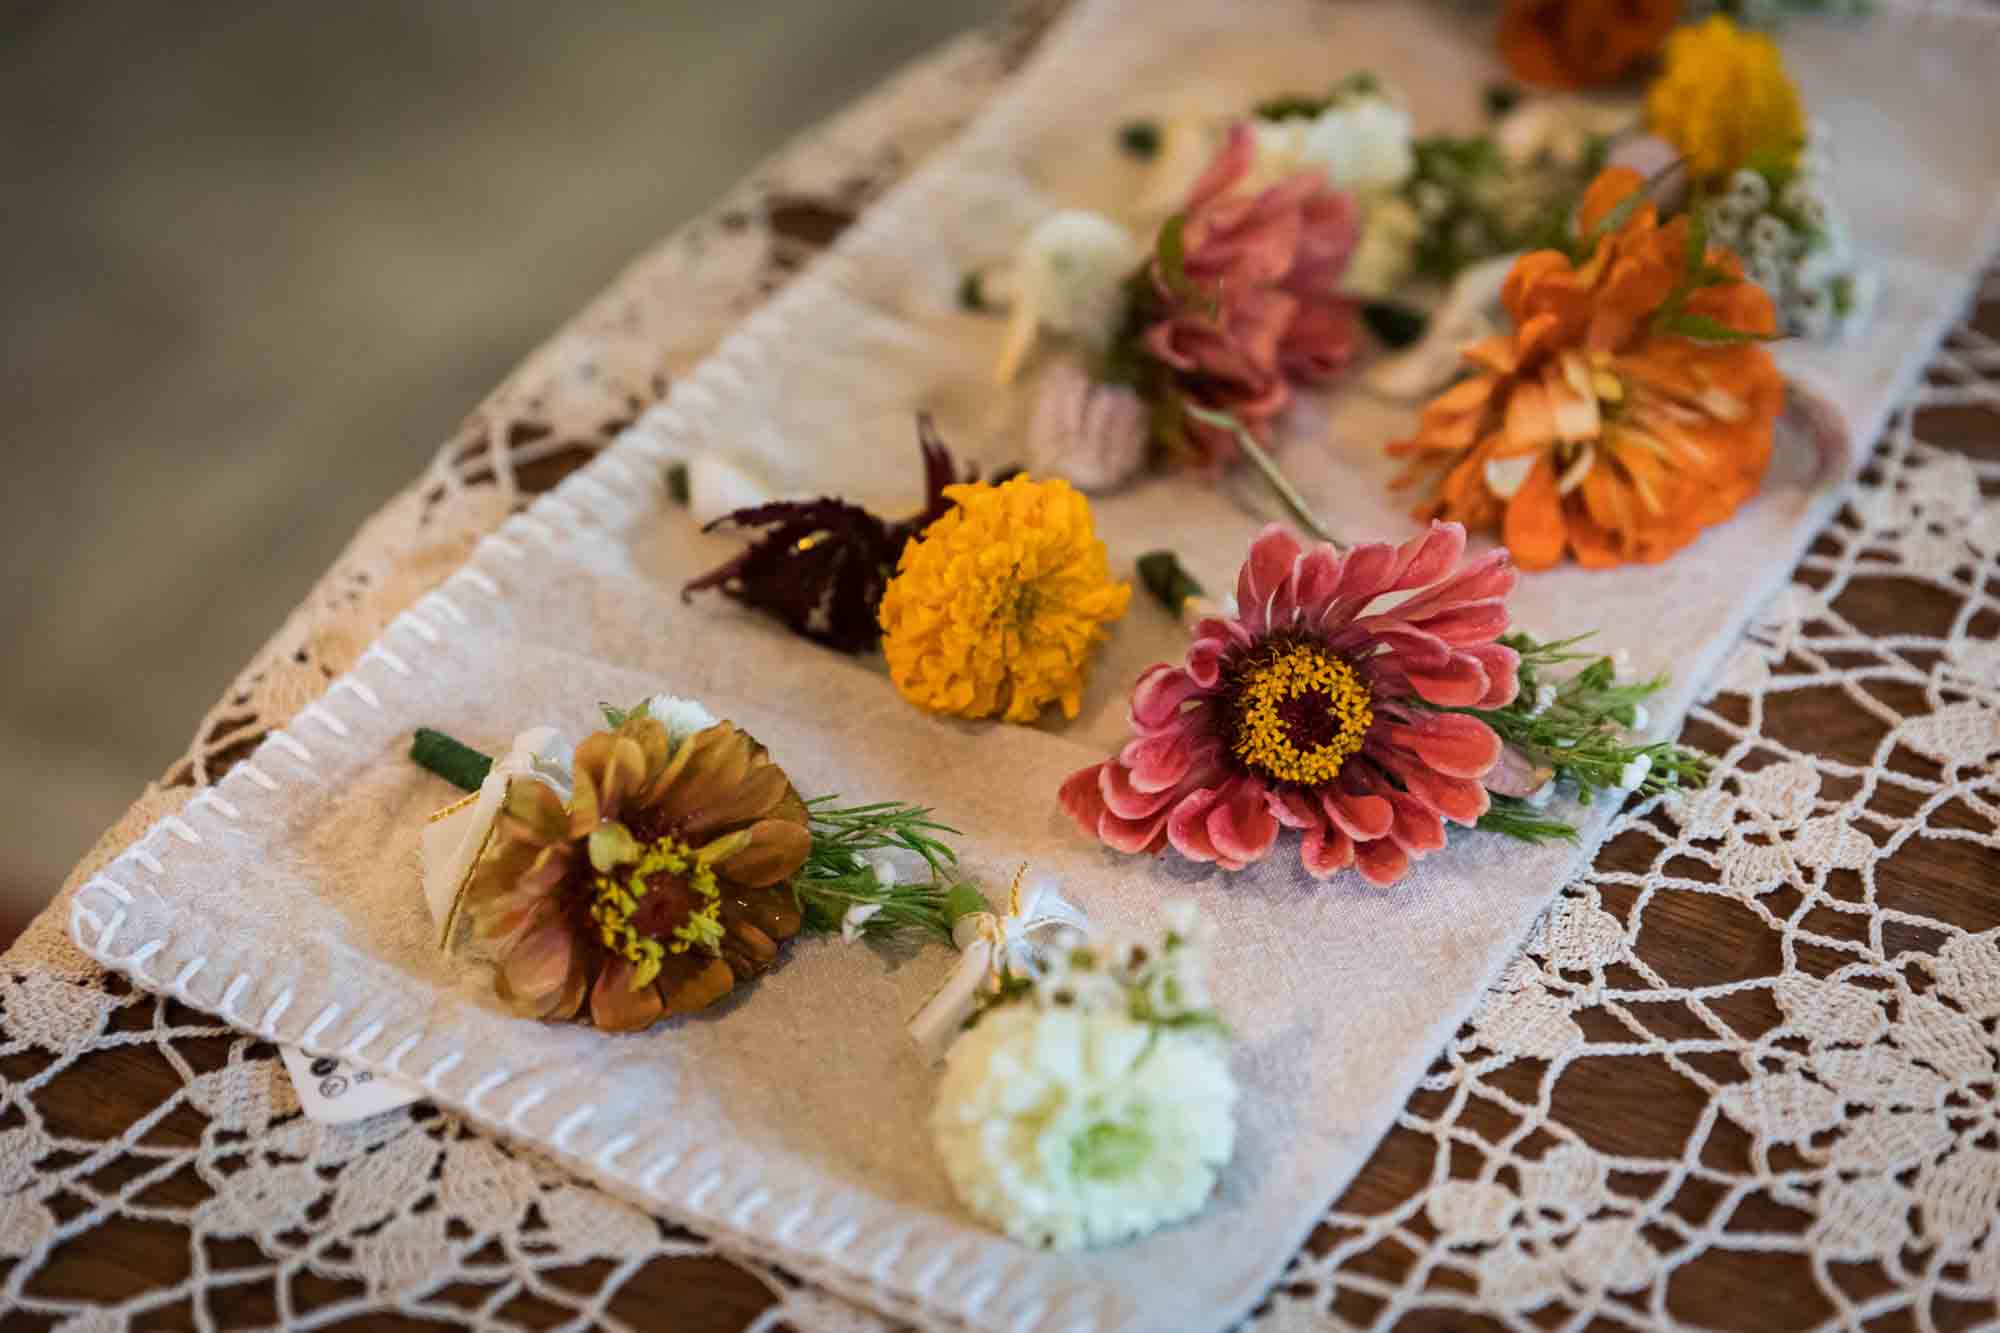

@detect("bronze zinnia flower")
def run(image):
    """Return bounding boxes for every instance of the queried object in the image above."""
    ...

[456,716,812,1031]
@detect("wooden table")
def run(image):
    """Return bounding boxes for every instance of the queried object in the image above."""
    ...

[5,6,1997,1329]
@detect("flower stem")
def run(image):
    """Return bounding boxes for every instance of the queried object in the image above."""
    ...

[1183,404,1342,548]
[410,728,492,792]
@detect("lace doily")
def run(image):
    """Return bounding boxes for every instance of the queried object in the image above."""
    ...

[5,6,1997,1329]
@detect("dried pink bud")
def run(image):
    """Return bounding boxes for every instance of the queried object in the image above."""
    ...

[1484,742,1555,798]
[1026,360,1150,494]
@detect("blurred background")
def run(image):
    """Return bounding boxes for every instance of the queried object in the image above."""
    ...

[0,0,1002,943]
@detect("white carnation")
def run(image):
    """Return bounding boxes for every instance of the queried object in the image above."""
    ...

[643,693,718,746]
[931,1004,1237,1250]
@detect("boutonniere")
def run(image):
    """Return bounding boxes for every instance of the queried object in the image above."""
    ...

[685,417,1132,724]
[410,694,993,1031]
[930,897,1235,1250]
[1389,165,1787,571]
[1065,522,1707,883]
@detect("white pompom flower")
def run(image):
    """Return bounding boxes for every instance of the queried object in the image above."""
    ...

[930,1003,1237,1251]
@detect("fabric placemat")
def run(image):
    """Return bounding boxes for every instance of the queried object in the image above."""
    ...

[69,2,2000,1329]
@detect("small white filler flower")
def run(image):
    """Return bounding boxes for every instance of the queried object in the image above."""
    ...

[992,209,1142,384]
[929,902,1237,1250]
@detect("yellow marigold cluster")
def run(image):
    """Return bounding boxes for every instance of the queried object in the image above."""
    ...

[879,476,1130,723]
[1646,16,1804,181]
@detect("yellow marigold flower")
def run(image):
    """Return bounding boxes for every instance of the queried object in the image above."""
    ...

[1647,16,1804,182]
[879,476,1130,723]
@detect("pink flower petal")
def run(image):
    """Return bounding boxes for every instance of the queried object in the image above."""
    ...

[1166,786,1225,864]
[1100,809,1172,855]
[1118,729,1205,794]
[1059,764,1109,832]
[1387,792,1448,855]
[1100,761,1179,821]
[1206,778,1280,869]
[1236,525,1302,635]
[1464,641,1522,708]
[1300,821,1356,878]
[1355,837,1412,887]
[1390,522,1467,591]
[1403,653,1493,709]
[1321,787,1394,841]
[1386,714,1503,780]
[1267,786,1321,830]
[1398,764,1492,824]
[1131,665,1205,730]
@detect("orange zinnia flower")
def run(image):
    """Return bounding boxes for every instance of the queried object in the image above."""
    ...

[1499,0,1682,90]
[1390,167,1783,572]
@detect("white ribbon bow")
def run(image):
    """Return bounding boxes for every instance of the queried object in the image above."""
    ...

[907,868,1088,1063]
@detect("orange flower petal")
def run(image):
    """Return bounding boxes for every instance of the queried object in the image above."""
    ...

[1502,457,1568,571]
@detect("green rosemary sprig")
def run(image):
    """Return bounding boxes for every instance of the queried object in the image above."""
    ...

[1453,631,1711,812]
[1477,796,1581,844]
[792,796,989,943]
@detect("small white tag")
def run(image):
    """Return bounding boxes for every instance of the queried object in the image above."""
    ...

[279,1045,425,1124]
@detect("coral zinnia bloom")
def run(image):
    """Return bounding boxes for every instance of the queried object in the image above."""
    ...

[1389,167,1783,571]
[1499,0,1682,91]
[1061,522,1517,887]
[1647,16,1804,181]
[1144,123,1360,468]
[460,716,810,1031]
[880,475,1130,723]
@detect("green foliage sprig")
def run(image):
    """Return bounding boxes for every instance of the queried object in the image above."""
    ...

[792,796,989,942]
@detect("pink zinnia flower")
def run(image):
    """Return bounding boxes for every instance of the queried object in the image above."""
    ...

[1144,123,1361,467]
[1061,522,1520,886]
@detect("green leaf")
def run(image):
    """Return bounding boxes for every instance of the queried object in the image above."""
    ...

[1117,120,1161,159]
[1253,92,1333,121]
[1136,549,1207,616]
[1656,312,1786,344]
[1157,213,1199,305]
[1361,301,1429,349]
[957,270,990,312]
[1479,800,1579,844]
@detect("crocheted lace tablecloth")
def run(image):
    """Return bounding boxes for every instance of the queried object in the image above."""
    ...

[4,5,1998,1329]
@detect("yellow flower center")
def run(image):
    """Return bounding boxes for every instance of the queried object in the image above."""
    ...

[1230,642,1374,787]
[589,836,723,987]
